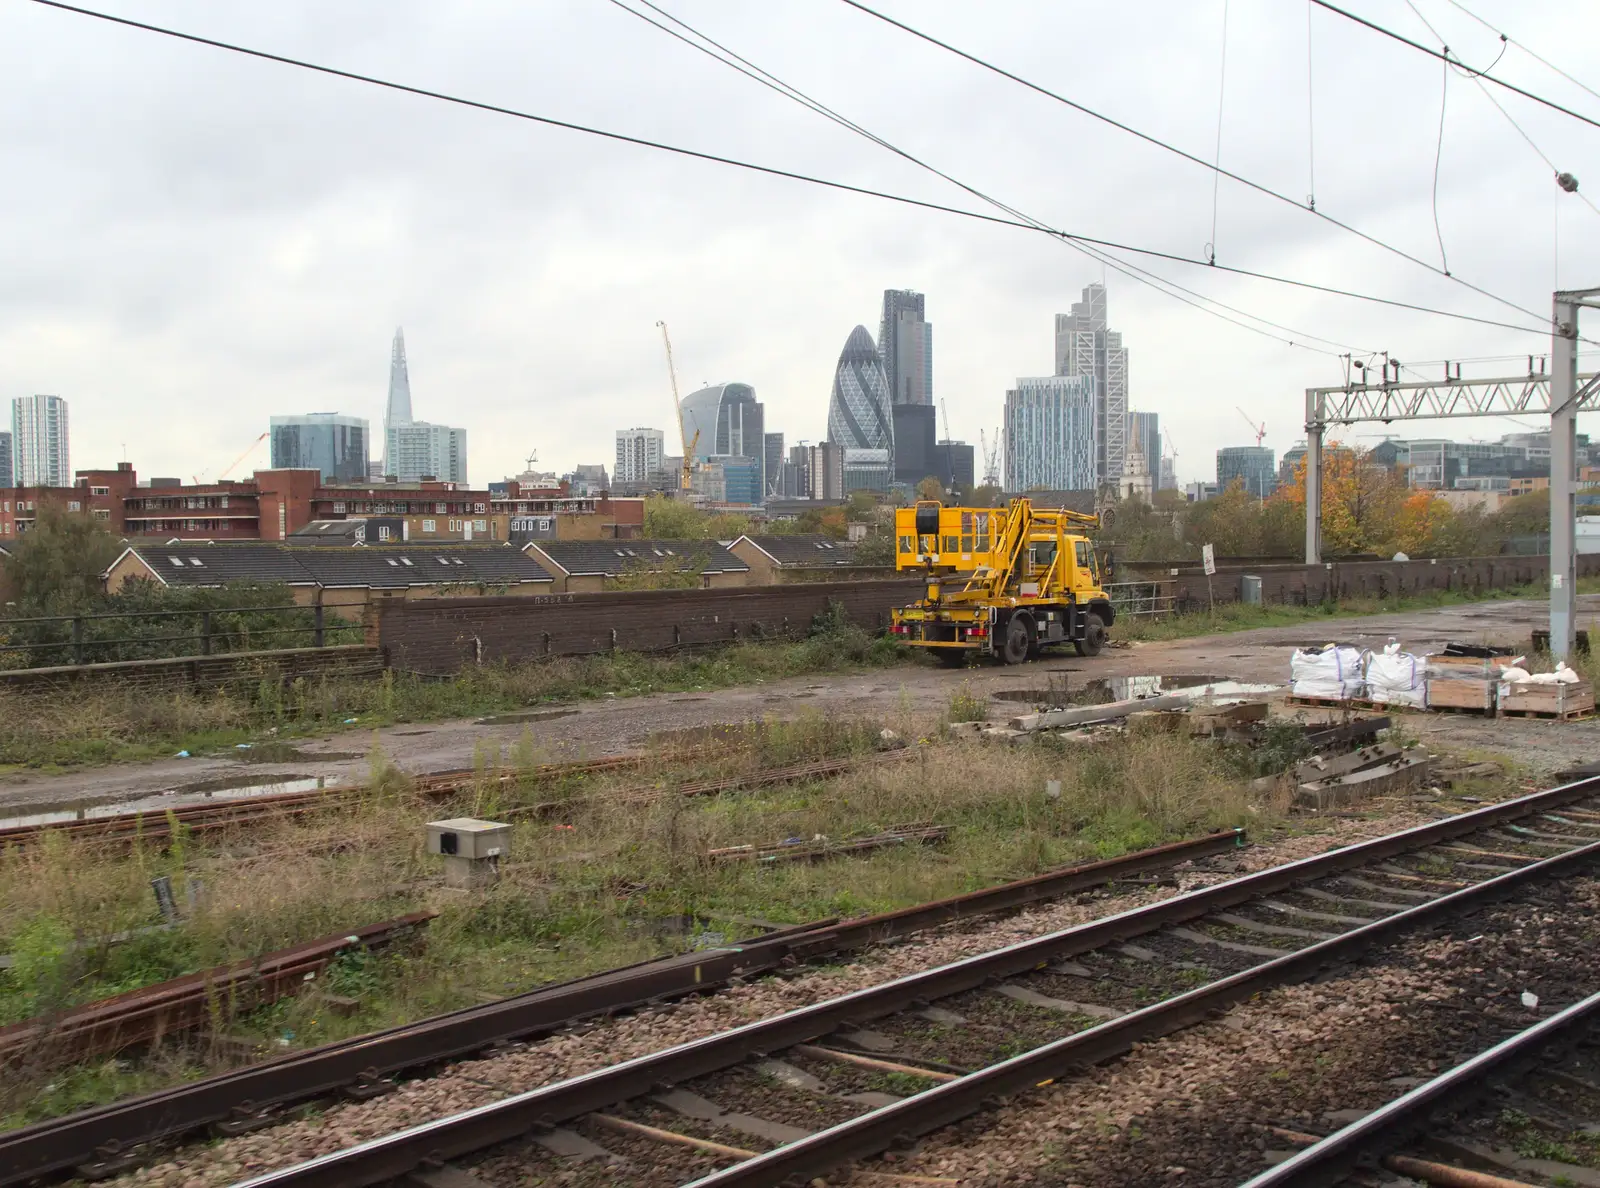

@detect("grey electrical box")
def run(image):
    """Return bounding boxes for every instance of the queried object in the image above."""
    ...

[1241,575,1262,605]
[425,818,511,862]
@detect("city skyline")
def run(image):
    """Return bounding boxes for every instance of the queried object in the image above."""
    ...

[6,3,1592,491]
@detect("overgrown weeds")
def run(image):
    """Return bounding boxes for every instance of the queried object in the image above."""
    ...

[945,684,989,723]
[0,720,1263,1124]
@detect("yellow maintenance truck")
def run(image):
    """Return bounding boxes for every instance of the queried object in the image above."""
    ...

[888,498,1113,666]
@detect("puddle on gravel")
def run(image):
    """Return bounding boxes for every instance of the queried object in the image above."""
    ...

[0,776,331,831]
[474,708,579,726]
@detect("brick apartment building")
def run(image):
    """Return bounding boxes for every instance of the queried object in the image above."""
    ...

[0,465,644,543]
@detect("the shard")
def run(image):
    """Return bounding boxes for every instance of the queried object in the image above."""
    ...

[383,327,412,474]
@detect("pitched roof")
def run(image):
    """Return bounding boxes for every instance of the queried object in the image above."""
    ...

[113,543,552,589]
[526,538,749,578]
[297,547,552,589]
[290,520,367,542]
[116,544,318,586]
[734,534,864,567]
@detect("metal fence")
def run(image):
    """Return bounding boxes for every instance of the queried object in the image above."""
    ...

[0,604,364,669]
[1105,581,1176,619]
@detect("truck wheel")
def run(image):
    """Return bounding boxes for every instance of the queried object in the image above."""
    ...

[1074,612,1108,657]
[1002,615,1032,665]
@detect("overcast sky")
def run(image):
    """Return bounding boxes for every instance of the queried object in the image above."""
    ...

[2,0,1598,488]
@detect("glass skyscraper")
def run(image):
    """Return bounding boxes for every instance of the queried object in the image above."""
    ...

[879,289,932,406]
[270,413,370,482]
[828,325,895,491]
[679,382,766,497]
[1004,376,1096,492]
[12,394,69,487]
[1055,283,1128,487]
[379,326,467,482]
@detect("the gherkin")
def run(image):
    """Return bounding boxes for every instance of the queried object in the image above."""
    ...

[827,325,894,461]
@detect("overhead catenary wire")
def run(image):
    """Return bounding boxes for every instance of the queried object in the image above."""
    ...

[834,0,1561,330]
[1439,0,1600,110]
[21,0,1576,343]
[1208,0,1229,264]
[1404,0,1600,221]
[1429,50,1451,274]
[1307,0,1600,131]
[1305,1,1317,209]
[607,0,1365,357]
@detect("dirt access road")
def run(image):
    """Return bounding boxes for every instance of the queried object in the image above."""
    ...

[4,593,1597,816]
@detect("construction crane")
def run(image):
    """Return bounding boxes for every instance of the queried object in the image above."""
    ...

[979,427,1001,487]
[656,321,697,492]
[196,431,268,485]
[1236,408,1267,447]
[939,400,955,491]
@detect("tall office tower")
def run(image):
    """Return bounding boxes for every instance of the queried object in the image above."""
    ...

[614,427,666,484]
[937,439,975,490]
[0,431,12,489]
[1129,411,1160,481]
[763,432,784,497]
[1216,446,1277,499]
[382,326,412,475]
[270,413,370,482]
[891,404,938,486]
[678,383,766,496]
[12,395,70,487]
[385,423,468,484]
[1054,283,1128,486]
[1003,376,1096,493]
[377,327,468,482]
[878,289,932,406]
[827,325,894,491]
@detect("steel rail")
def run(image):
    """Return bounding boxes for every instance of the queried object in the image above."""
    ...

[683,840,1600,1187]
[0,755,648,849]
[0,748,895,850]
[1238,986,1600,1187]
[0,830,1241,1185]
[229,777,1600,1188]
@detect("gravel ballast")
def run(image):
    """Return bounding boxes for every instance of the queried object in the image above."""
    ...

[104,814,1445,1188]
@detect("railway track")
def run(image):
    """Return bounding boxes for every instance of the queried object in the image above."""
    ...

[1242,986,1600,1187]
[0,750,895,849]
[190,774,1600,1188]
[0,830,1242,1185]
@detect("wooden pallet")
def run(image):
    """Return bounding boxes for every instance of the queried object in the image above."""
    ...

[1363,698,1429,715]
[1425,703,1494,717]
[1285,694,1361,709]
[1498,679,1595,721]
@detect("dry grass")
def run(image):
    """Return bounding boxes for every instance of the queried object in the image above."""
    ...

[0,716,1261,1124]
[0,617,912,771]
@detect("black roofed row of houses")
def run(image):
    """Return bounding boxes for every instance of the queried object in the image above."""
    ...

[102,534,880,606]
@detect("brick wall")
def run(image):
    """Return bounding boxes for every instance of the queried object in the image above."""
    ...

[0,644,382,695]
[1129,553,1600,609]
[378,580,925,674]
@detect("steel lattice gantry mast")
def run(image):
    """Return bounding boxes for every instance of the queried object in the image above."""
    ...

[1303,287,1600,657]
